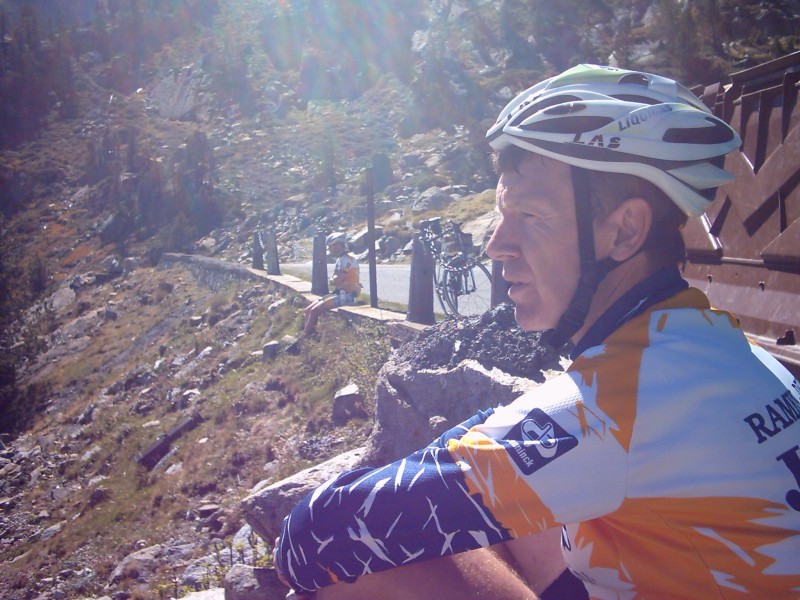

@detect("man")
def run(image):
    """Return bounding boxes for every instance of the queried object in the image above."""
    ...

[302,232,361,337]
[276,65,800,598]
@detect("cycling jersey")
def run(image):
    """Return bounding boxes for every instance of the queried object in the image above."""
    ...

[332,252,361,295]
[276,271,800,597]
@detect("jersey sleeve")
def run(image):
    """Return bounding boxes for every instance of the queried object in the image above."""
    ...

[276,371,630,593]
[274,409,509,593]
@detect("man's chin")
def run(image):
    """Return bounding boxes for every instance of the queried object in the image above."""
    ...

[513,306,554,333]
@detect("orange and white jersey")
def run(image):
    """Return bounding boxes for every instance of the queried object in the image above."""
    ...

[332,252,361,295]
[276,284,800,597]
[466,287,800,597]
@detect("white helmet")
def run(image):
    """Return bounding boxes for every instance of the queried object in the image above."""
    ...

[486,64,741,217]
[326,232,347,247]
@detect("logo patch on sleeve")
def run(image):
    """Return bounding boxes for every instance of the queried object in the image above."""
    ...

[505,408,578,475]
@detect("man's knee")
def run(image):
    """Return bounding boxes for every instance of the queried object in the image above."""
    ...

[308,302,325,315]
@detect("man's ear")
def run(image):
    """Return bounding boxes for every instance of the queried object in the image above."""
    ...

[601,197,653,262]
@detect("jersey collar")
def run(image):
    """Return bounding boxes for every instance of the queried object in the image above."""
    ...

[571,266,688,359]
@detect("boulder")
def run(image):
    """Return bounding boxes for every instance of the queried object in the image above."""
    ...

[149,66,205,120]
[49,286,76,314]
[411,187,452,213]
[242,446,369,544]
[349,226,384,255]
[261,341,280,361]
[362,359,539,466]
[109,544,165,583]
[332,383,368,425]
[224,564,287,600]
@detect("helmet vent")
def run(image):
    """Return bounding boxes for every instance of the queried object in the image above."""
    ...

[543,101,586,115]
[521,115,615,134]
[663,117,736,144]
[509,94,583,126]
[614,94,661,105]
[618,73,650,87]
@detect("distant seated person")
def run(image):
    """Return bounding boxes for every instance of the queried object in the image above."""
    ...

[303,232,361,337]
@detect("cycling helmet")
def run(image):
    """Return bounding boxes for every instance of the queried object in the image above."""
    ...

[486,64,741,217]
[486,64,741,350]
[326,232,347,247]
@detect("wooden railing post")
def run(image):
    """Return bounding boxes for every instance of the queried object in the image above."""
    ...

[311,232,329,296]
[406,234,435,325]
[252,229,264,270]
[264,226,281,276]
[365,168,378,308]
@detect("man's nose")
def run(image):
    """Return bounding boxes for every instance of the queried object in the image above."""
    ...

[486,216,518,261]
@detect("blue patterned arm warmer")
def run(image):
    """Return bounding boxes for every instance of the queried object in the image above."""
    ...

[275,409,506,593]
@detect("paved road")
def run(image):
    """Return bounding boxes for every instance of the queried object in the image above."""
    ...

[281,261,494,317]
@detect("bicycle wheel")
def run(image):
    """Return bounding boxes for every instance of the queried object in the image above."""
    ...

[443,259,493,317]
[433,261,455,316]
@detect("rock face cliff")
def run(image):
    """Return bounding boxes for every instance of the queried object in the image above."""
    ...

[242,304,567,546]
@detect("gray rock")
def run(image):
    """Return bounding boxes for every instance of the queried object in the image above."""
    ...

[197,503,221,519]
[122,256,142,273]
[349,226,384,254]
[411,187,452,214]
[267,298,287,313]
[231,523,270,565]
[38,521,65,542]
[224,564,288,600]
[378,234,403,259]
[332,383,368,425]
[0,461,22,480]
[109,544,165,583]
[76,404,95,425]
[180,554,217,590]
[49,286,77,313]
[362,360,540,466]
[262,341,280,360]
[100,255,124,277]
[149,66,204,120]
[242,446,369,544]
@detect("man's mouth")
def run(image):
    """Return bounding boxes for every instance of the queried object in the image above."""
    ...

[507,281,529,297]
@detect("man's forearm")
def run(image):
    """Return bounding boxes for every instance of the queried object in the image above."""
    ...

[275,409,504,593]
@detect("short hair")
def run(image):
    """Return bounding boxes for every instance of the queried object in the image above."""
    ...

[493,145,689,268]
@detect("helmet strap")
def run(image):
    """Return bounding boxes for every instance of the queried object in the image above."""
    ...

[543,167,616,351]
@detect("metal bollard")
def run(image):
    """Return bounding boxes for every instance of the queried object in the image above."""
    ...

[311,232,329,296]
[406,234,436,325]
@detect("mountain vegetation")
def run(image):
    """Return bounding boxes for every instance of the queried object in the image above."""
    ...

[0,1,798,598]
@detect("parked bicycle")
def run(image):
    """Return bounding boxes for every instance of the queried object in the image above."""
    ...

[418,217,493,317]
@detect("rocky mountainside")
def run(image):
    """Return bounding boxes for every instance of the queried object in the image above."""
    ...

[0,255,396,599]
[0,1,798,598]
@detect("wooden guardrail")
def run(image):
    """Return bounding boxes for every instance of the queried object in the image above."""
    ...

[684,51,800,373]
